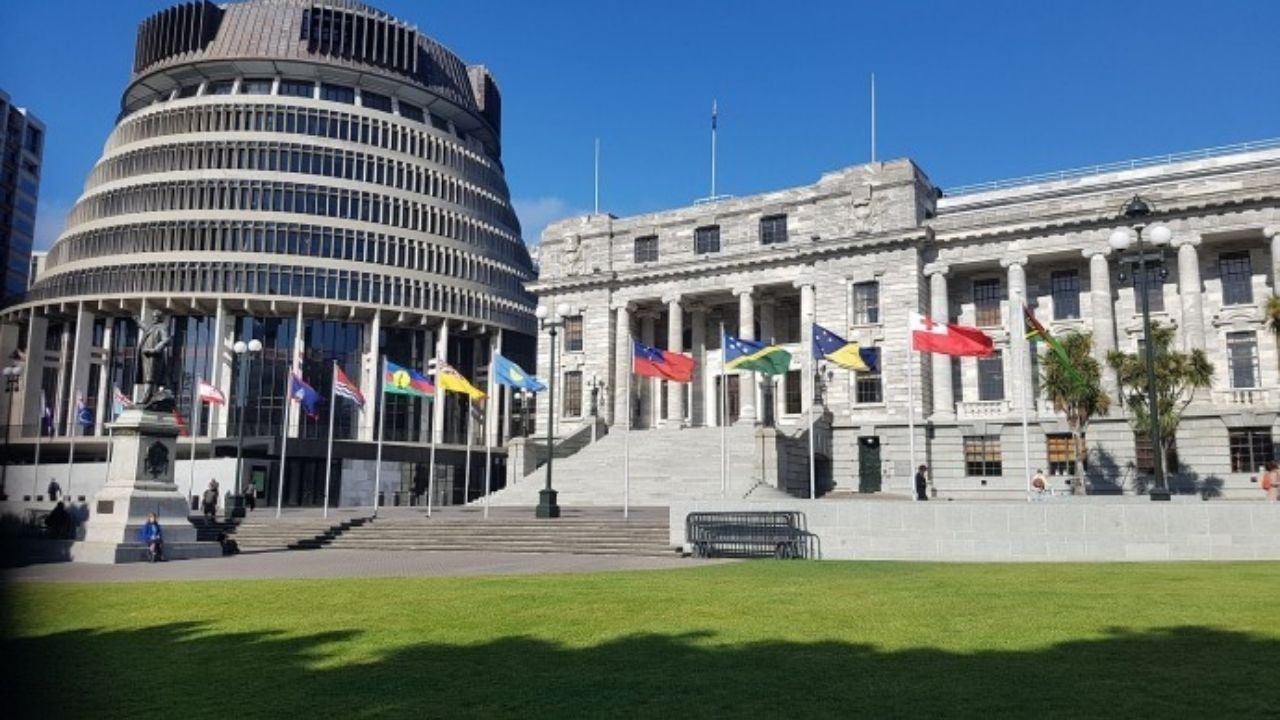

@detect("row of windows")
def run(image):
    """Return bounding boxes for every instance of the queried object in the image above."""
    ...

[107,101,504,194]
[89,140,514,228]
[634,215,790,262]
[65,179,517,260]
[26,262,532,331]
[175,78,437,128]
[43,221,528,297]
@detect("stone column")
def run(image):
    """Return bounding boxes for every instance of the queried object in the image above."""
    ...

[926,264,953,420]
[639,311,656,428]
[54,320,72,434]
[432,319,449,443]
[613,302,632,428]
[485,329,502,447]
[1266,225,1280,296]
[664,294,685,426]
[357,310,381,441]
[690,304,707,426]
[211,301,234,439]
[758,297,776,423]
[1001,256,1031,413]
[94,321,113,436]
[734,287,756,424]
[20,309,48,438]
[796,281,815,411]
[1084,248,1118,397]
[1174,235,1205,351]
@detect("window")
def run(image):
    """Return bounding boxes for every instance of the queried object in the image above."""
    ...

[964,436,1002,476]
[855,348,882,404]
[399,101,424,122]
[362,91,393,113]
[205,80,234,95]
[320,83,355,104]
[1046,434,1077,476]
[240,79,273,95]
[177,85,200,98]
[1226,331,1259,388]
[279,80,314,98]
[694,225,720,254]
[852,281,880,324]
[1134,433,1177,475]
[977,350,1004,401]
[563,371,583,417]
[634,235,658,263]
[1131,262,1164,312]
[973,278,1001,327]
[760,214,788,245]
[1050,270,1080,319]
[784,370,802,414]
[1219,252,1253,306]
[564,315,583,352]
[1228,428,1275,473]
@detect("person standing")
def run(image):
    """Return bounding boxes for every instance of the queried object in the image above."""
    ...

[244,481,256,511]
[46,479,61,502]
[139,512,163,562]
[914,464,929,501]
[1262,461,1279,502]
[202,480,219,520]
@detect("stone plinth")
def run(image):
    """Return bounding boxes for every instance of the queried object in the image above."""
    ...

[72,409,220,563]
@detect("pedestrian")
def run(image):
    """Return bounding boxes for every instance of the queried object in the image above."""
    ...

[202,480,219,520]
[46,479,61,502]
[139,512,163,562]
[44,501,73,539]
[244,482,256,511]
[1032,468,1048,495]
[914,464,929,501]
[1262,461,1279,502]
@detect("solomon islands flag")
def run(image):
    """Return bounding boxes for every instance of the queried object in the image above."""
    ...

[724,335,791,376]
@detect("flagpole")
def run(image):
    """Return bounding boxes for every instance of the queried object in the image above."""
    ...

[808,357,817,501]
[463,398,473,507]
[66,399,77,500]
[427,359,439,519]
[907,324,918,501]
[483,396,492,519]
[188,380,199,505]
[1014,292,1033,498]
[624,337,632,519]
[321,361,337,518]
[374,356,385,518]
[277,369,292,518]
[719,322,727,500]
[34,395,45,499]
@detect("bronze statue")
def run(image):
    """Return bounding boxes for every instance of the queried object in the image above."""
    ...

[134,309,174,410]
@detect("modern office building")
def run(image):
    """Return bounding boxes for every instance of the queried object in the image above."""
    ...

[508,141,1280,504]
[0,0,536,507]
[0,89,44,305]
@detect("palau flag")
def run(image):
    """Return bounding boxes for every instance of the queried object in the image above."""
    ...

[724,335,792,376]
[812,323,871,372]
[384,360,435,398]
[493,354,546,392]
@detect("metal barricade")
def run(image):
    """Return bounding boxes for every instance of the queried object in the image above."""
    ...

[685,511,815,559]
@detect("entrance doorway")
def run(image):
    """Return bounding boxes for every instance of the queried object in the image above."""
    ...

[858,436,882,493]
[715,376,740,426]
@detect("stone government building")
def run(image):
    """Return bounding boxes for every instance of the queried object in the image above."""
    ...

[528,142,1280,500]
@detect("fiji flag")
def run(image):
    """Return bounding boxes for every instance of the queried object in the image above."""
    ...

[289,372,322,419]
[493,354,546,392]
[812,323,872,372]
[633,340,695,382]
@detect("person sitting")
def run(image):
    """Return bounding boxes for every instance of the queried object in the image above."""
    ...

[139,512,164,562]
[44,501,73,539]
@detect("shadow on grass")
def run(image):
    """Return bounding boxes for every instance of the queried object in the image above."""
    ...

[4,621,1277,719]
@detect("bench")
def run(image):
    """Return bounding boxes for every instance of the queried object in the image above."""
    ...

[685,511,814,559]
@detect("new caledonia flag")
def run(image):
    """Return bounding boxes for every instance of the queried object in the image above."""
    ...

[384,360,435,398]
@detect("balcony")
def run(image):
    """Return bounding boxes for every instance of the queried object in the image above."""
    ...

[956,400,1011,420]
[1211,388,1276,407]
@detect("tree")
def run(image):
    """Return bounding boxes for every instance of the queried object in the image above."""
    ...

[1106,324,1213,486]
[1266,294,1280,339]
[1039,332,1109,495]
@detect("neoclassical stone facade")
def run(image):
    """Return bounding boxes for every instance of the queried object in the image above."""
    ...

[530,144,1280,499]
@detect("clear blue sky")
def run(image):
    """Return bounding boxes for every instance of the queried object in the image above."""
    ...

[2,0,1277,249]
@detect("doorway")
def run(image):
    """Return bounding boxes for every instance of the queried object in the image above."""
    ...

[715,376,741,426]
[858,436,882,493]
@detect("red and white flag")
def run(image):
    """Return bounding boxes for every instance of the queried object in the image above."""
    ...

[909,312,994,357]
[197,380,226,405]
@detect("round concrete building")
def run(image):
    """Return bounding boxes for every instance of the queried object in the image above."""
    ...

[0,0,536,509]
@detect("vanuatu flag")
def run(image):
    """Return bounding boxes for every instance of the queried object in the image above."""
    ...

[1023,304,1085,387]
[725,335,792,376]
[384,360,435,398]
[812,323,870,372]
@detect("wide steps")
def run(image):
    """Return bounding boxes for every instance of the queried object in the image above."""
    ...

[326,516,674,557]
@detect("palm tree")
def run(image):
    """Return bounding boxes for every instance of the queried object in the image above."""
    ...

[1266,294,1280,338]
[1039,332,1109,495]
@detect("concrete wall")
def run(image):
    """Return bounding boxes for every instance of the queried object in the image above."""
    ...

[670,499,1280,561]
[2,458,237,507]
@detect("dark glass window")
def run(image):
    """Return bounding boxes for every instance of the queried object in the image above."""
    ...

[205,81,234,95]
[1228,428,1275,473]
[634,235,658,263]
[964,436,1002,477]
[760,214,788,245]
[1134,433,1177,475]
[1131,262,1164,312]
[1219,251,1253,306]
[1051,270,1080,319]
[362,91,393,113]
[320,84,355,104]
[1227,331,1259,388]
[855,349,882,404]
[694,225,720,254]
[564,316,583,352]
[398,101,424,122]
[563,371,583,417]
[279,80,314,98]
[974,278,1002,327]
[977,350,1004,401]
[1047,434,1076,476]
[852,281,880,324]
[240,79,273,95]
[784,370,802,414]
[177,85,200,98]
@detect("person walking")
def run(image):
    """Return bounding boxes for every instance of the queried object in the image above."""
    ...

[1262,461,1279,502]
[46,479,61,502]
[202,480,219,521]
[139,512,164,562]
[244,482,256,511]
[914,464,929,501]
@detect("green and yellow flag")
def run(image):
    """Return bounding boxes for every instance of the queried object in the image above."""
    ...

[1024,304,1085,388]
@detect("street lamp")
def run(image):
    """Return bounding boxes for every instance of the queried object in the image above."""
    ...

[587,373,605,442]
[533,301,571,519]
[2,352,23,501]
[1108,195,1173,501]
[231,337,263,517]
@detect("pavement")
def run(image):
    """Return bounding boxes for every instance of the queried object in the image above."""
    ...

[2,548,721,583]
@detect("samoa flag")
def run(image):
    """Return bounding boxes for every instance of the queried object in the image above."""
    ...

[633,339,695,383]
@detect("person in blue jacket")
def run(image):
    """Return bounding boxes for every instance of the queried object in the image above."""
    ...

[140,512,164,562]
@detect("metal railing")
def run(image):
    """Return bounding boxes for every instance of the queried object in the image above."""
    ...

[685,511,816,559]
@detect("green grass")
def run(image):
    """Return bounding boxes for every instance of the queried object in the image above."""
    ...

[6,562,1280,719]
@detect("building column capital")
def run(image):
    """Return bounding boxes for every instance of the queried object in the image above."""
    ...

[791,279,814,290]
[1171,234,1202,249]
[923,262,949,277]
[1263,225,1280,240]
[999,255,1029,269]
[610,299,635,312]
[1082,246,1112,260]
[731,286,755,297]
[660,293,683,306]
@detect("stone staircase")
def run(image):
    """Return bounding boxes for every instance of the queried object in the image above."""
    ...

[192,514,371,551]
[489,425,789,507]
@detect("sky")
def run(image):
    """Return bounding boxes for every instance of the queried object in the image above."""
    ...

[1,0,1278,249]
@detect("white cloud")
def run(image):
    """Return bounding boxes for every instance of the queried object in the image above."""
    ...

[512,196,587,244]
[34,198,73,251]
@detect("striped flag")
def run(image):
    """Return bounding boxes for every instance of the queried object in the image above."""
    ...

[112,385,133,418]
[197,379,225,405]
[1024,304,1086,388]
[333,365,365,409]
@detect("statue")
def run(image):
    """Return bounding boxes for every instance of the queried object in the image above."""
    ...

[560,234,585,276]
[134,309,175,411]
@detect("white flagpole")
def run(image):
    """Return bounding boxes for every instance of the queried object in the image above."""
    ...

[427,360,439,518]
[484,389,493,519]
[276,368,292,517]
[907,321,918,501]
[624,337,632,519]
[66,399,77,499]
[321,361,338,518]
[710,99,718,198]
[464,398,473,507]
[719,322,727,499]
[1014,293,1033,497]
[808,357,817,501]
[870,73,877,164]
[373,356,385,517]
[188,381,200,505]
[33,396,44,499]
[593,137,600,215]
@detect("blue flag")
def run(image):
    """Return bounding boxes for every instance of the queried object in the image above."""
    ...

[289,372,322,418]
[492,354,546,392]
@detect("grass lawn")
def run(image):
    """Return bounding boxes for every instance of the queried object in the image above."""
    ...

[5,561,1280,719]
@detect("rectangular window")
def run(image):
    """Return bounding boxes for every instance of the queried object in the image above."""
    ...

[205,80,234,95]
[1228,428,1275,473]
[398,101,425,122]
[362,91,393,113]
[855,349,882,404]
[1226,331,1259,388]
[1134,433,1177,475]
[564,315,583,352]
[1132,262,1165,313]
[1219,251,1254,306]
[977,350,1004,401]
[563,371,583,417]
[759,214,788,245]
[279,80,314,98]
[964,435,1002,477]
[784,370,802,414]
[694,225,720,254]
[852,281,880,325]
[634,235,658,263]
[1046,433,1077,476]
[240,79,273,95]
[973,278,1002,327]
[320,83,355,104]
[1050,270,1080,320]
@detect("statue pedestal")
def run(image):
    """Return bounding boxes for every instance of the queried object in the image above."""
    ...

[72,409,221,563]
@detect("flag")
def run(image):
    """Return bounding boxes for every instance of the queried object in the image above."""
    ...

[289,372,322,419]
[633,340,695,382]
[173,408,189,437]
[333,365,366,408]
[384,360,435,398]
[76,392,93,430]
[725,335,792,376]
[812,324,870,371]
[437,362,487,401]
[1024,304,1086,387]
[197,379,225,405]
[909,312,994,357]
[112,385,132,418]
[493,354,546,392]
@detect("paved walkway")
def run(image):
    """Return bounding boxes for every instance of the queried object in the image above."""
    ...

[4,549,718,584]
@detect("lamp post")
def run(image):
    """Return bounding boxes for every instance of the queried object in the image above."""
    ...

[2,353,23,500]
[231,338,263,517]
[1108,195,1173,501]
[533,301,571,519]
[588,373,604,442]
